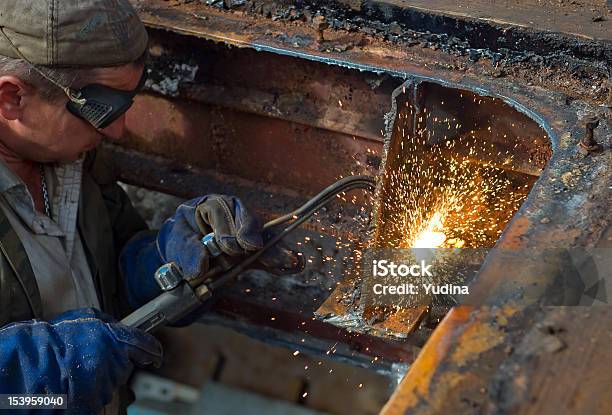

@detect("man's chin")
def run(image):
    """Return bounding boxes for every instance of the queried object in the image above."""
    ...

[56,152,86,164]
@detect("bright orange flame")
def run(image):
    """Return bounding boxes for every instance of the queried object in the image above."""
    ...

[412,212,447,248]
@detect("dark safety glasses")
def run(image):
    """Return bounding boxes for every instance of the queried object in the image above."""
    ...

[65,70,147,129]
[0,27,148,130]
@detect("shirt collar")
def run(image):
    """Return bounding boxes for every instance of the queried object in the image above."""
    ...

[0,153,86,194]
[0,157,27,193]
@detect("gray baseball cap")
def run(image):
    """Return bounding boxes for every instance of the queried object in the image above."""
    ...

[0,0,148,67]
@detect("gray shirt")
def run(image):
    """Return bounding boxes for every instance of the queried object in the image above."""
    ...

[0,158,122,414]
[0,158,100,319]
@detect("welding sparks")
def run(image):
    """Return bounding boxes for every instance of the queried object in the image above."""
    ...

[376,103,535,249]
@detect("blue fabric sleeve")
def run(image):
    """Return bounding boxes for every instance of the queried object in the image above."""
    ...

[119,230,165,309]
[0,308,162,414]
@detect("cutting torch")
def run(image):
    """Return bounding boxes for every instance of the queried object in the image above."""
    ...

[121,175,376,333]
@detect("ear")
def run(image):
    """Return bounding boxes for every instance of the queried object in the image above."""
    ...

[0,76,32,121]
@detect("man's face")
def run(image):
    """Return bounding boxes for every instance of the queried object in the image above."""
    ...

[0,63,143,163]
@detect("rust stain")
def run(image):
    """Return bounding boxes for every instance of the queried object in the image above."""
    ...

[450,308,511,367]
[370,307,427,335]
[500,215,531,249]
[382,304,522,414]
[494,302,521,326]
[381,306,472,414]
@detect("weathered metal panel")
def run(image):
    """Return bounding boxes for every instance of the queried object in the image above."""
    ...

[117,2,611,409]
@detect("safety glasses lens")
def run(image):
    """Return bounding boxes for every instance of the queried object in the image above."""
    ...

[67,70,147,129]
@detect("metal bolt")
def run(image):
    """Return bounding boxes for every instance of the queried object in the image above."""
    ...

[313,15,328,42]
[579,114,602,153]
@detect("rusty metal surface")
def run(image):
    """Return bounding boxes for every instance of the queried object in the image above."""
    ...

[373,65,611,413]
[142,28,401,142]
[124,73,383,198]
[377,82,611,415]
[316,76,553,343]
[133,0,609,104]
[381,305,612,415]
[359,0,611,41]
[116,1,611,411]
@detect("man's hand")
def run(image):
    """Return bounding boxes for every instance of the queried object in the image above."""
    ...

[196,195,303,274]
[194,195,265,256]
[0,308,162,413]
[120,195,303,308]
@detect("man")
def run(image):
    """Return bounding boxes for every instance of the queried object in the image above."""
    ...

[0,1,298,413]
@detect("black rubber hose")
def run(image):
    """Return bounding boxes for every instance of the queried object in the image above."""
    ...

[204,175,376,292]
[264,175,376,228]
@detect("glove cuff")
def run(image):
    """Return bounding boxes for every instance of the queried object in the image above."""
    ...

[119,230,165,309]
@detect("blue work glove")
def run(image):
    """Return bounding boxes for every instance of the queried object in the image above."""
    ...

[0,308,162,414]
[120,195,302,309]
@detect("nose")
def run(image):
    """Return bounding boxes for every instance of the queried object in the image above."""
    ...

[100,114,126,141]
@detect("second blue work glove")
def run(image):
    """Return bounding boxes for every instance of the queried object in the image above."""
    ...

[0,308,162,414]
